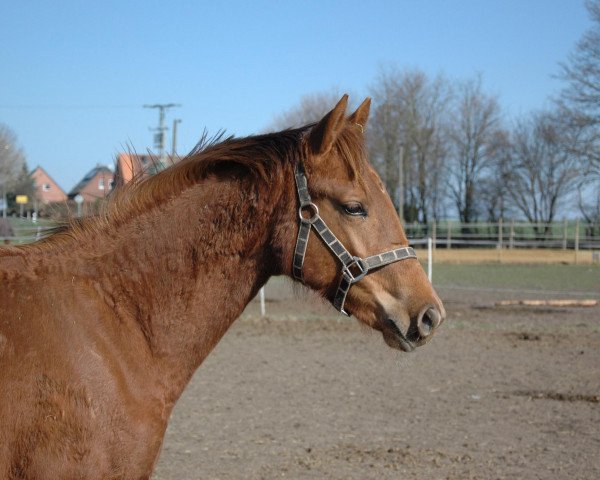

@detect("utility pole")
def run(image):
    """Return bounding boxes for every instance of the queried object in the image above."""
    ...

[171,119,182,157]
[144,103,181,170]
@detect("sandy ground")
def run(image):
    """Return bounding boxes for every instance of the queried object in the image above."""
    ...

[152,281,600,480]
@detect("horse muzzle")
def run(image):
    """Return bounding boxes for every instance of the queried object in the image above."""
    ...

[380,304,445,352]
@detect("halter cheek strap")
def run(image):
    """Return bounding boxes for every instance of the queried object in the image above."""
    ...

[292,161,417,316]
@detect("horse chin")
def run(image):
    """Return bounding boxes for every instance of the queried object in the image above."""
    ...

[381,318,416,353]
[350,307,416,352]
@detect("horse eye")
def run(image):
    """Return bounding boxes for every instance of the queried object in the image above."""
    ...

[343,202,367,217]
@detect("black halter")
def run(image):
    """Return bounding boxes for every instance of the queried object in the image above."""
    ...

[292,161,417,316]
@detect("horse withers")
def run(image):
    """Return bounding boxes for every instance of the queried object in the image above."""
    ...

[0,96,444,478]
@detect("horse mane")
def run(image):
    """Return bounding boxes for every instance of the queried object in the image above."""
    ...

[21,120,366,250]
[104,128,304,224]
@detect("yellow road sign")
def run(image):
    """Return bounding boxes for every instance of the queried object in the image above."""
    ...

[15,195,28,204]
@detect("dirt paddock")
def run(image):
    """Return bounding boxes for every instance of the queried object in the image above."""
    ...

[153,278,600,479]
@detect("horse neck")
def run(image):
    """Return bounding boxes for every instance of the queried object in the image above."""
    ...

[58,168,293,400]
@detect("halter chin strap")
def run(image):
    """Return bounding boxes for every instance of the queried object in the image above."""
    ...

[292,161,417,316]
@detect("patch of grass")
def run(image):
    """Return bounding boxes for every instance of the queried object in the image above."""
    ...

[430,264,600,294]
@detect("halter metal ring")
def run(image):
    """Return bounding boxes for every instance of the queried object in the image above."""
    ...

[342,256,368,283]
[298,202,320,224]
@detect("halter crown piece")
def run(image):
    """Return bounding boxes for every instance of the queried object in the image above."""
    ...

[292,161,418,316]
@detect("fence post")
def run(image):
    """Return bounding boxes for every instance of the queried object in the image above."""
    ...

[509,220,514,249]
[259,287,266,317]
[446,220,452,249]
[427,237,433,283]
[432,221,437,252]
[574,219,580,265]
[498,218,503,249]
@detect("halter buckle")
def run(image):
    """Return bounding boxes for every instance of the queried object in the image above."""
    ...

[341,256,368,283]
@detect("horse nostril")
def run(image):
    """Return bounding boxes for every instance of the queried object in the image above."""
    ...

[420,315,433,337]
[417,307,441,338]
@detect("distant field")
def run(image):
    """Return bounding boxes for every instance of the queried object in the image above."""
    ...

[412,248,600,299]
[430,263,599,295]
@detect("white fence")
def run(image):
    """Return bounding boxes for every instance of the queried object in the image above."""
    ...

[405,220,600,250]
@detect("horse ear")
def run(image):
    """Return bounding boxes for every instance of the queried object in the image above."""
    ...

[348,97,371,131]
[308,94,349,156]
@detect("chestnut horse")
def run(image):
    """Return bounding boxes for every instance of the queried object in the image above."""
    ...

[0,96,445,479]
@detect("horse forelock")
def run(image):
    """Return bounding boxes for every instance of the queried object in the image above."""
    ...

[335,124,367,183]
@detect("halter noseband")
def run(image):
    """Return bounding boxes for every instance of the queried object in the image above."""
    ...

[292,161,417,316]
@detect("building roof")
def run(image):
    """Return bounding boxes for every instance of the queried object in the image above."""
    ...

[31,166,67,194]
[68,165,113,198]
[30,166,67,203]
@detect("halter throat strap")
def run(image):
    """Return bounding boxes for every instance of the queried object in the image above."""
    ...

[292,161,417,316]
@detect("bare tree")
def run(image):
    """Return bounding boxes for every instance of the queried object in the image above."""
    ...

[0,123,27,190]
[447,76,502,223]
[578,183,600,234]
[477,129,513,222]
[368,67,404,211]
[269,89,347,131]
[398,72,451,224]
[505,111,580,233]
[0,124,34,215]
[369,66,451,222]
[556,0,600,175]
[575,159,600,229]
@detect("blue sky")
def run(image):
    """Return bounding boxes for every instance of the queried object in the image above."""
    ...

[0,0,591,191]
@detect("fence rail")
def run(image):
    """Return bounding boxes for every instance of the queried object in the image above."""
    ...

[405,220,600,250]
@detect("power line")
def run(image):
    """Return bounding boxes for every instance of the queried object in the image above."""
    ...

[0,104,142,110]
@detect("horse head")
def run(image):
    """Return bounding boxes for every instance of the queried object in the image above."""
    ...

[291,95,445,352]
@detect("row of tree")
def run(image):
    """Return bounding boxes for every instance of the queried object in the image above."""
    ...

[0,124,35,215]
[272,1,600,230]
[368,69,585,230]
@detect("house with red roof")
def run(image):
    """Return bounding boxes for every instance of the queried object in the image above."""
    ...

[68,165,114,203]
[31,166,67,205]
